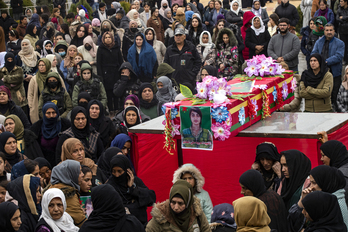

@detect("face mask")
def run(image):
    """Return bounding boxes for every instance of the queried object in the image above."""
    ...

[59,51,66,57]
[47,81,58,89]
[113,167,128,186]
[130,27,138,33]
[85,45,92,51]
[78,101,89,110]
[46,49,52,54]
[163,5,168,8]
[100,10,105,14]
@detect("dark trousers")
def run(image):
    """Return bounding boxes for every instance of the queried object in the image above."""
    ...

[106,89,119,112]
[340,34,348,63]
[332,76,342,111]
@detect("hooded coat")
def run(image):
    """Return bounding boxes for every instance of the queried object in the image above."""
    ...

[146,27,167,64]
[172,164,213,222]
[241,11,255,61]
[275,1,300,27]
[215,28,239,79]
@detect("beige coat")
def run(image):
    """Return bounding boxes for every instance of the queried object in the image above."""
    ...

[77,45,98,75]
[299,71,333,112]
[140,10,151,26]
[146,196,211,232]
[148,27,166,64]
[27,75,66,124]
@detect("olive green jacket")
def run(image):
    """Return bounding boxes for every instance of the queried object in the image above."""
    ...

[1,66,28,107]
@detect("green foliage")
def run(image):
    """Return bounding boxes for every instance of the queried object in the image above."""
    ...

[180,84,193,98]
[0,0,7,9]
[69,3,77,14]
[23,0,34,7]
[77,0,94,19]
[296,5,303,34]
[120,1,131,13]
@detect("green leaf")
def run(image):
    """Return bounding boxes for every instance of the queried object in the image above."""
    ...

[192,99,207,105]
[180,84,193,98]
[256,77,262,80]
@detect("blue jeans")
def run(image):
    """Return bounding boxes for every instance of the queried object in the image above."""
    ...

[92,2,99,11]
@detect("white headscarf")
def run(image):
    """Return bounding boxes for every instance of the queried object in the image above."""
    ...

[199,31,213,60]
[251,16,265,36]
[41,40,54,58]
[230,0,241,15]
[251,0,262,17]
[46,54,58,73]
[128,9,143,27]
[40,188,79,232]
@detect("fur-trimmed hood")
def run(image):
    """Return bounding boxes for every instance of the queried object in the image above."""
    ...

[173,164,205,192]
[150,196,203,226]
[215,28,238,49]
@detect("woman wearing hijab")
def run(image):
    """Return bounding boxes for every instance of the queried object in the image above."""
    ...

[77,36,98,75]
[1,52,27,111]
[40,40,54,58]
[88,99,116,148]
[34,157,52,188]
[35,188,79,232]
[226,0,244,27]
[288,165,348,232]
[49,160,86,227]
[251,0,269,25]
[127,33,158,83]
[56,106,104,163]
[61,138,107,186]
[278,149,312,210]
[252,142,282,191]
[0,201,22,232]
[128,9,147,32]
[17,39,41,93]
[320,140,348,203]
[306,17,327,57]
[107,155,155,226]
[123,21,139,61]
[79,184,145,232]
[117,105,143,134]
[28,13,41,32]
[7,174,41,232]
[70,25,87,47]
[147,7,165,43]
[97,147,122,178]
[146,179,210,231]
[241,11,255,61]
[0,132,27,173]
[97,31,123,113]
[4,114,44,160]
[10,159,40,181]
[162,8,174,30]
[24,24,39,48]
[245,16,271,58]
[145,27,166,65]
[200,65,219,79]
[156,76,177,113]
[30,103,71,167]
[301,191,346,232]
[239,169,288,232]
[139,82,159,119]
[299,54,333,112]
[196,31,216,80]
[110,133,133,165]
[233,196,271,232]
[84,23,98,45]
[210,203,236,232]
[173,163,213,222]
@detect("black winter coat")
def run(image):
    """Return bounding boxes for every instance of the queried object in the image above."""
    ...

[225,10,244,27]
[113,74,142,103]
[22,129,44,160]
[29,118,71,167]
[163,40,201,86]
[337,5,348,35]
[7,39,22,56]
[0,15,18,41]
[92,117,116,149]
[11,0,23,14]
[275,2,299,27]
[122,30,137,61]
[97,42,123,90]
[53,0,66,17]
[306,31,320,54]
[2,100,31,128]
[245,28,271,58]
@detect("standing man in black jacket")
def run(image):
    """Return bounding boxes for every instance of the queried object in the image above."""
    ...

[0,11,18,42]
[164,27,201,87]
[53,0,66,18]
[275,0,299,33]
[10,0,23,21]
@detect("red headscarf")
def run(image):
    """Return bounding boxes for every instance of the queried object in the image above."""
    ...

[241,11,255,60]
[0,86,11,99]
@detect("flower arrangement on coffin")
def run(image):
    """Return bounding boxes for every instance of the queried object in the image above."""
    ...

[243,55,285,78]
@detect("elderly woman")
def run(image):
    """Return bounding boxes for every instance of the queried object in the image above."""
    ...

[4,114,43,160]
[114,106,143,135]
[226,0,244,27]
[30,102,71,167]
[0,132,27,173]
[56,107,104,164]
[0,202,22,231]
[61,138,106,187]
[7,174,41,232]
[138,83,159,119]
[88,99,116,148]
[77,36,98,75]
[251,0,269,25]
[49,160,86,227]
[79,184,145,231]
[245,16,271,58]
[156,76,177,113]
[299,54,333,112]
[173,163,213,221]
[35,188,79,232]
[107,155,156,226]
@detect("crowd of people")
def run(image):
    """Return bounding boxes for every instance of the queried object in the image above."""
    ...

[0,0,347,231]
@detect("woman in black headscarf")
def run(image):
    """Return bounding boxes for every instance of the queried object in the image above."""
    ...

[87,99,116,148]
[299,53,333,112]
[55,106,104,164]
[302,191,346,232]
[239,169,288,232]
[0,132,27,173]
[106,155,156,226]
[122,106,142,131]
[320,140,348,203]
[279,149,312,210]
[79,184,145,232]
[70,25,87,47]
[252,142,282,191]
[97,147,122,178]
[200,65,218,79]
[34,157,52,188]
[138,82,159,119]
[210,203,236,232]
[288,165,348,232]
[0,201,22,232]
[7,174,41,232]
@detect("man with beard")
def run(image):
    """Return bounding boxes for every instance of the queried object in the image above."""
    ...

[268,18,301,72]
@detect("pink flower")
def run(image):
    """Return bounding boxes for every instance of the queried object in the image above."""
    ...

[291,77,297,92]
[171,121,181,137]
[275,63,285,75]
[196,82,208,99]
[203,75,218,88]
[212,122,231,141]
[259,64,269,77]
[208,85,218,100]
[268,64,277,76]
[244,60,260,77]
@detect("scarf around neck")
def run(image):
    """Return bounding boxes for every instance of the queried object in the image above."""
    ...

[41,102,61,140]
[36,58,52,93]
[251,16,265,36]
